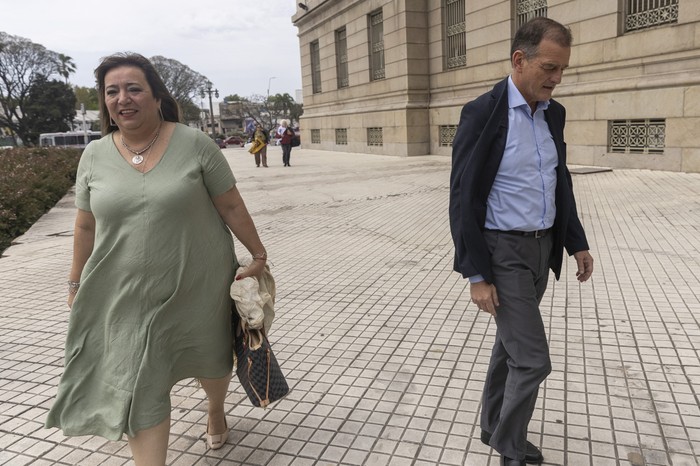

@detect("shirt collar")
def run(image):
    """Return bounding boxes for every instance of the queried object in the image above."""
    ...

[507,75,550,112]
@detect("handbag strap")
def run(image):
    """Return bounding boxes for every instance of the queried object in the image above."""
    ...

[240,321,265,350]
[246,347,271,407]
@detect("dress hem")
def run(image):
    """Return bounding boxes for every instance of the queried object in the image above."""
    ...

[45,365,234,441]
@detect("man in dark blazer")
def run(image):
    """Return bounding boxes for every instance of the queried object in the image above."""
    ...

[449,17,594,466]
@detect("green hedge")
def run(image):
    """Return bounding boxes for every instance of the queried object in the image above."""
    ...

[0,147,81,254]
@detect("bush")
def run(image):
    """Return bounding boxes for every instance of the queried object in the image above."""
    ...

[0,147,81,254]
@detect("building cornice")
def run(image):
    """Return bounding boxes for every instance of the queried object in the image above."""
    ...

[293,0,362,30]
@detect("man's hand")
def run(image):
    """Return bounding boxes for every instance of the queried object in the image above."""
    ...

[573,250,594,282]
[470,281,499,317]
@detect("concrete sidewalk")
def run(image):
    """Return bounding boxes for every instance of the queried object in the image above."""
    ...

[1,145,698,465]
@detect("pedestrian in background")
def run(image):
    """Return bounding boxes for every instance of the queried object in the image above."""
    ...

[279,120,295,167]
[276,121,286,140]
[45,52,269,466]
[249,123,269,167]
[449,17,594,466]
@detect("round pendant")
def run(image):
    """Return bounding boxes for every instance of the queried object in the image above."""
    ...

[132,155,144,165]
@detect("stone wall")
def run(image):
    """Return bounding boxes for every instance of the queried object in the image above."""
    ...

[293,0,700,172]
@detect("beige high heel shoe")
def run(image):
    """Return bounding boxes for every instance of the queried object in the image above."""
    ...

[206,418,229,450]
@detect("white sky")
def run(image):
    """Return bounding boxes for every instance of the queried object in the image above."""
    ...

[1,0,302,106]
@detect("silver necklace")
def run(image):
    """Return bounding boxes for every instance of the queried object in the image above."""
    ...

[135,141,156,173]
[121,126,161,165]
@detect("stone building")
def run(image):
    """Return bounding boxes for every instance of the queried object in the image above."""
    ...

[292,0,700,172]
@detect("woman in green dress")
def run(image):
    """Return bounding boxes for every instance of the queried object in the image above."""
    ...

[45,53,267,465]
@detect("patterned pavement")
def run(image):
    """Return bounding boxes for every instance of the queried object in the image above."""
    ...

[0,145,699,465]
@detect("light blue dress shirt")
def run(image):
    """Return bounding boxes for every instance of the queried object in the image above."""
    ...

[470,76,559,284]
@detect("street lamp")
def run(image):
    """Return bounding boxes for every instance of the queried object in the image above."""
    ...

[267,76,276,100]
[200,81,219,138]
[265,77,277,129]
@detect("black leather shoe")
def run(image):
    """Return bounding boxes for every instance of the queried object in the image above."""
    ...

[482,430,544,464]
[500,456,526,466]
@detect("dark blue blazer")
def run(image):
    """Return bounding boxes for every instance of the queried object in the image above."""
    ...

[449,77,589,284]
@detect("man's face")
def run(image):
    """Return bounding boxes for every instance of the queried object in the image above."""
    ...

[512,38,571,110]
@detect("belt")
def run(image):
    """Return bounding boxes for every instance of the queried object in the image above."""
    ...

[487,228,552,238]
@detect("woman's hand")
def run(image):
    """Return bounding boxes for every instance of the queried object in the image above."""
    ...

[235,259,266,281]
[67,293,75,309]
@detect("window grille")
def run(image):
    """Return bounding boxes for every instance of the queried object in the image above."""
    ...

[369,10,385,81]
[335,28,349,88]
[310,40,322,94]
[439,125,458,147]
[443,0,466,69]
[311,129,321,144]
[624,0,678,32]
[608,119,665,154]
[335,128,348,145]
[367,127,383,146]
[515,0,547,29]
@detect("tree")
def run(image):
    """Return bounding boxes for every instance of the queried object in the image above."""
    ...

[74,85,99,110]
[224,94,249,103]
[0,32,61,145]
[268,93,303,126]
[180,100,202,125]
[233,95,272,134]
[150,55,209,123]
[57,53,76,84]
[289,104,304,127]
[232,93,303,134]
[23,75,76,145]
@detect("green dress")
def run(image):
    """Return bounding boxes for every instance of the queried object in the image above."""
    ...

[45,124,238,440]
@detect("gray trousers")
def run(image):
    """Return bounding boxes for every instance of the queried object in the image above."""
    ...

[480,230,554,460]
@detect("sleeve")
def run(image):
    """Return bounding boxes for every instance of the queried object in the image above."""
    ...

[199,135,237,198]
[557,105,590,256]
[449,100,489,279]
[74,143,94,212]
[563,166,590,255]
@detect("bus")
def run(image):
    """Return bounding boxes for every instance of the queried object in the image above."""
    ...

[39,131,101,148]
[0,134,16,150]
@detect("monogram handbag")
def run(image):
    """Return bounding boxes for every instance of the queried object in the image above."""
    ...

[232,305,289,408]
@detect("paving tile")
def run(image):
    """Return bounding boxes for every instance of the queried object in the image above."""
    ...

[1,148,699,464]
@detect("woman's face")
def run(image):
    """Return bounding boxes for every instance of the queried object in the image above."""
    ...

[104,65,161,132]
